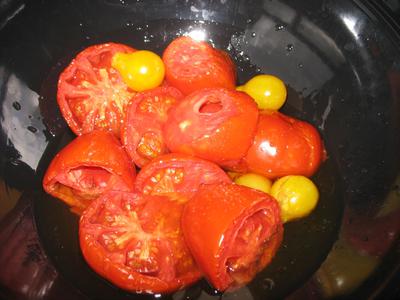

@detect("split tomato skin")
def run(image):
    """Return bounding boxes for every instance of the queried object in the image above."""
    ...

[162,36,236,95]
[42,130,136,213]
[121,86,183,167]
[134,153,231,197]
[163,88,259,165]
[79,191,201,294]
[57,43,136,136]
[182,183,283,291]
[243,110,324,179]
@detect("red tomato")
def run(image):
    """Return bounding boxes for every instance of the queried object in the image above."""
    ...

[42,130,136,213]
[57,43,136,136]
[134,153,231,197]
[162,36,236,95]
[242,110,324,178]
[121,86,183,167]
[79,191,201,293]
[163,88,259,164]
[182,183,283,291]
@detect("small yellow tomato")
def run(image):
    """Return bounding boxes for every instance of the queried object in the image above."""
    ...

[234,173,272,194]
[271,175,319,222]
[241,74,287,110]
[112,50,165,92]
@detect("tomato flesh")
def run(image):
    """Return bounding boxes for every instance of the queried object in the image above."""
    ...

[134,153,231,197]
[80,191,201,293]
[122,86,183,167]
[43,130,136,213]
[58,43,136,136]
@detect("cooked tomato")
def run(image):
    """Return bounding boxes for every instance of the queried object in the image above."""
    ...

[134,153,231,197]
[111,50,165,92]
[79,191,201,294]
[163,88,259,165]
[121,86,183,167]
[242,110,324,178]
[182,183,283,291]
[42,130,136,214]
[162,36,236,95]
[237,74,287,110]
[57,43,136,136]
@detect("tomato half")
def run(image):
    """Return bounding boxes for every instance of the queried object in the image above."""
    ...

[134,153,231,197]
[162,36,236,95]
[182,183,283,291]
[163,88,259,165]
[121,86,183,167]
[57,43,136,136]
[243,110,324,178]
[79,191,201,294]
[42,130,136,213]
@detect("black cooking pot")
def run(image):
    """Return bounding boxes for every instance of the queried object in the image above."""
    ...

[1,0,400,299]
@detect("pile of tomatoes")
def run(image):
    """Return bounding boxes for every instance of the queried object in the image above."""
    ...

[43,36,324,294]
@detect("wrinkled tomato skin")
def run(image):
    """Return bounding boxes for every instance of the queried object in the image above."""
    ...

[57,43,136,136]
[79,191,201,294]
[121,86,183,168]
[134,153,231,197]
[42,130,136,213]
[163,88,259,164]
[243,110,324,179]
[162,36,236,95]
[182,183,283,291]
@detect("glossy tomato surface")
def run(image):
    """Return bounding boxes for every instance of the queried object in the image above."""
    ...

[243,110,324,179]
[134,153,231,197]
[163,88,258,164]
[79,191,201,294]
[42,130,136,213]
[162,36,236,95]
[121,86,183,167]
[57,43,136,136]
[182,183,283,291]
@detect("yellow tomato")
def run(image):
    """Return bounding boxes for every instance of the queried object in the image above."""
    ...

[234,173,272,194]
[271,175,319,222]
[112,50,165,92]
[240,74,287,110]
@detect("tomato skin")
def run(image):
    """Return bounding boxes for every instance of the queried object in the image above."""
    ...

[163,88,259,164]
[134,153,231,197]
[42,130,136,213]
[162,36,236,95]
[242,110,324,178]
[121,86,183,167]
[57,43,136,136]
[79,191,201,294]
[182,183,283,291]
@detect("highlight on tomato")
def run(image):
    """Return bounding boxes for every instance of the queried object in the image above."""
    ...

[162,36,236,95]
[182,183,283,291]
[79,191,201,294]
[57,43,136,136]
[163,87,259,165]
[42,130,136,214]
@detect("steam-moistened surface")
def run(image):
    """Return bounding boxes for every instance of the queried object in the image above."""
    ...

[1,0,400,299]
